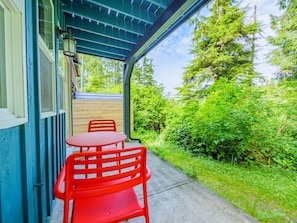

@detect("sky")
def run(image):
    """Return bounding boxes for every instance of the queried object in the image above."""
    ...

[146,0,282,95]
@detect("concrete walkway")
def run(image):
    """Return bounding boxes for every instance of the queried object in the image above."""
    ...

[49,142,259,223]
[127,143,259,223]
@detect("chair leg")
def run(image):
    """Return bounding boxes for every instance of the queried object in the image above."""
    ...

[63,200,70,223]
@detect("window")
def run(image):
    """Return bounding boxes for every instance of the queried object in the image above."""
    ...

[39,42,55,113]
[0,0,27,129]
[38,0,54,52]
[38,0,56,117]
[0,6,6,108]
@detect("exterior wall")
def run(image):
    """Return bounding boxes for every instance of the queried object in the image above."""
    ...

[72,96,134,135]
[0,127,26,222]
[0,1,67,223]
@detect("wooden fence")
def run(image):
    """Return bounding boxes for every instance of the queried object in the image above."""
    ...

[72,93,133,135]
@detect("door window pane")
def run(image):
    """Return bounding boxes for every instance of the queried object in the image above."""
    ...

[0,6,7,108]
[39,47,54,113]
[38,0,53,52]
[38,0,55,116]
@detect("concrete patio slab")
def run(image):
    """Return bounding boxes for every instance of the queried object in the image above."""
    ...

[49,142,259,223]
[128,148,259,223]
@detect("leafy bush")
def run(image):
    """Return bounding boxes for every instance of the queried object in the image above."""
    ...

[164,79,297,169]
[130,56,173,133]
[261,81,297,169]
[131,83,172,132]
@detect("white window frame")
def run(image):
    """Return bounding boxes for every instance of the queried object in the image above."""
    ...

[39,37,56,119]
[58,51,67,114]
[0,0,28,129]
[38,0,56,119]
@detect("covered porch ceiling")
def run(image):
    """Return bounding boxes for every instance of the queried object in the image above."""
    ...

[61,0,210,63]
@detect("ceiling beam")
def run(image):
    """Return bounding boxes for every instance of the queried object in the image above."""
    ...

[83,0,163,23]
[76,44,126,61]
[65,14,139,45]
[76,39,128,57]
[71,29,133,52]
[63,2,147,36]
[145,0,170,9]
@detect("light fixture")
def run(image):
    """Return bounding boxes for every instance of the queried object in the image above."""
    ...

[56,27,76,57]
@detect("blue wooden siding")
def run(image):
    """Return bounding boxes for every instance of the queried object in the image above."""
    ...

[0,127,25,222]
[0,115,66,223]
[0,1,67,222]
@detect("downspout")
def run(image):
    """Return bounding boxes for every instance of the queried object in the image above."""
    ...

[123,58,141,143]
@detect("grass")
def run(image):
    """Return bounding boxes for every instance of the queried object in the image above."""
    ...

[136,131,297,223]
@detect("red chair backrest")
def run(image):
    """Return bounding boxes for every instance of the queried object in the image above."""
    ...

[54,146,151,223]
[65,146,148,200]
[88,119,117,132]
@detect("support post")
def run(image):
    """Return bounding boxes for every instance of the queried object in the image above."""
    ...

[123,58,136,141]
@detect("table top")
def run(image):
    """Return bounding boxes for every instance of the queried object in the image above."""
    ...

[66,131,127,148]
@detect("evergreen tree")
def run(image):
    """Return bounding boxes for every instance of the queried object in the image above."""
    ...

[131,56,170,132]
[104,59,123,87]
[179,0,259,100]
[82,54,123,93]
[132,56,156,86]
[268,0,297,80]
[102,59,123,93]
[83,55,106,92]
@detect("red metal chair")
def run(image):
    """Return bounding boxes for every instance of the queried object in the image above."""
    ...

[88,119,123,149]
[54,146,152,223]
[88,119,117,132]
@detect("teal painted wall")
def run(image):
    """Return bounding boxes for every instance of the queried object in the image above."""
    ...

[0,116,66,223]
[0,128,25,222]
[0,0,66,222]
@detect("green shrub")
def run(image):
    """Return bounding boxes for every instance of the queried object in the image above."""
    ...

[132,84,172,132]
[164,79,297,169]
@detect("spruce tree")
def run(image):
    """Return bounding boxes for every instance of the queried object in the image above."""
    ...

[180,0,259,99]
[268,0,297,80]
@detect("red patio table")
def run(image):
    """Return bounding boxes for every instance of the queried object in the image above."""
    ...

[66,131,127,152]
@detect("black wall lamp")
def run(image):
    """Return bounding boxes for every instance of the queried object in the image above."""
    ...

[56,27,76,57]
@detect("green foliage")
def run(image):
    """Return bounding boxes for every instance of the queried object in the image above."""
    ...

[132,56,157,86]
[78,53,170,133]
[131,57,172,132]
[180,0,260,100]
[136,130,297,223]
[268,1,297,80]
[82,56,106,92]
[131,83,170,132]
[78,54,123,93]
[261,80,297,170]
[165,78,297,170]
[169,0,297,170]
